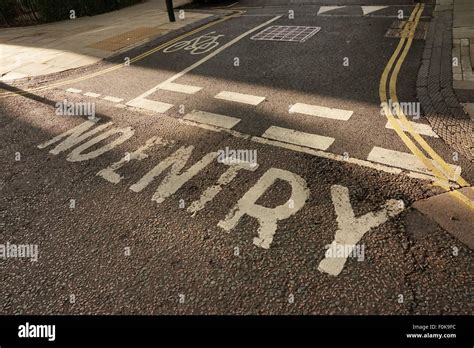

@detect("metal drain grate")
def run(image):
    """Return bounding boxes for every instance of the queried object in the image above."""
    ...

[250,26,321,43]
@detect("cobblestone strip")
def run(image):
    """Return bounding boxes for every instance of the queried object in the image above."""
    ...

[416,8,473,161]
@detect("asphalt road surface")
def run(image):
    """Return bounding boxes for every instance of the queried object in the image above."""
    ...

[0,1,472,315]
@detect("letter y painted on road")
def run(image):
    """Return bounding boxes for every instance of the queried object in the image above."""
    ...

[318,185,405,276]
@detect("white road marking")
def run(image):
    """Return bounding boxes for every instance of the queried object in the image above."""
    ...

[114,103,127,109]
[37,120,113,155]
[183,110,241,129]
[130,146,218,204]
[179,118,456,186]
[67,127,135,162]
[318,6,346,15]
[318,185,404,276]
[159,82,203,94]
[66,88,82,94]
[126,98,173,113]
[361,6,388,15]
[97,136,169,184]
[384,120,438,138]
[262,126,335,151]
[103,96,124,103]
[84,92,101,98]
[367,147,461,177]
[218,168,310,249]
[289,103,353,121]
[129,16,282,103]
[215,91,266,106]
[188,161,259,215]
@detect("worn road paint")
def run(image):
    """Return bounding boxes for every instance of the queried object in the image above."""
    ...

[384,120,438,138]
[160,82,203,94]
[126,98,174,113]
[367,147,460,177]
[67,127,135,162]
[262,126,335,151]
[188,160,259,215]
[289,103,353,121]
[130,146,218,204]
[97,136,170,184]
[129,16,282,103]
[218,168,310,249]
[37,120,113,155]
[184,110,241,129]
[361,6,388,15]
[318,6,346,15]
[318,185,405,276]
[214,91,266,106]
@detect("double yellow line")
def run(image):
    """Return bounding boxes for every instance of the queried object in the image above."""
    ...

[0,11,243,99]
[380,3,473,210]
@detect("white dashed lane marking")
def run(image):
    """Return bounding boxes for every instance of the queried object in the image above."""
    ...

[84,92,101,98]
[385,120,438,138]
[361,6,388,15]
[317,6,346,15]
[126,98,174,113]
[159,82,203,95]
[367,147,461,177]
[262,126,335,151]
[103,96,124,103]
[66,88,82,94]
[183,110,241,129]
[289,103,353,121]
[215,91,266,106]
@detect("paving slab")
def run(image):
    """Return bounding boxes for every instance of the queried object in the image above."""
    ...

[413,188,474,249]
[0,0,211,81]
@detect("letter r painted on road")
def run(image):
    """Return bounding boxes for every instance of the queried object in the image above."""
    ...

[218,168,310,249]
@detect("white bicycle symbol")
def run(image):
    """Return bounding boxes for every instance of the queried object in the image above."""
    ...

[163,31,224,55]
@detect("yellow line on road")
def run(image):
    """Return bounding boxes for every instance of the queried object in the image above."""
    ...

[379,4,474,211]
[0,11,244,99]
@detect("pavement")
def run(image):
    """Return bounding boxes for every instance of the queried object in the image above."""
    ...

[0,0,211,81]
[0,1,472,315]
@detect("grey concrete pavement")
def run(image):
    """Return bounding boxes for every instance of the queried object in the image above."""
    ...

[0,0,210,81]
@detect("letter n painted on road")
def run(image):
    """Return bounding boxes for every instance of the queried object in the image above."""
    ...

[218,168,309,249]
[37,120,113,155]
[129,146,218,204]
